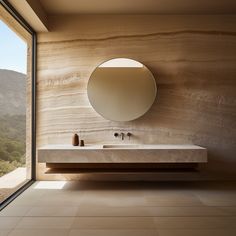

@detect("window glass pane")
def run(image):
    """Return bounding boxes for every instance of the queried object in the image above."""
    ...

[0,4,32,203]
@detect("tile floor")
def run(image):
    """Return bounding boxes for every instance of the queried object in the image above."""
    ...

[0,181,236,236]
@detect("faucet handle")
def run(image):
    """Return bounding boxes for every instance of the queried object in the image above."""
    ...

[114,132,119,138]
[127,132,132,140]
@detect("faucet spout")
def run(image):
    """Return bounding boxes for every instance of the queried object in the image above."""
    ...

[121,132,125,140]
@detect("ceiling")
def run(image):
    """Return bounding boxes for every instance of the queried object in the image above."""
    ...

[39,0,236,15]
[7,0,236,32]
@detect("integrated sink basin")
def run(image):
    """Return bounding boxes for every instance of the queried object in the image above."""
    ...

[103,144,141,149]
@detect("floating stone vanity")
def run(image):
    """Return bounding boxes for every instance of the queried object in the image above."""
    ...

[38,144,207,173]
[38,144,207,174]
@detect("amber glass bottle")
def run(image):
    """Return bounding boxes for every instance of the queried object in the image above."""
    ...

[72,133,79,146]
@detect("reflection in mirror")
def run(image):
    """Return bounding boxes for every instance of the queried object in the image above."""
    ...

[87,58,157,122]
[99,58,143,68]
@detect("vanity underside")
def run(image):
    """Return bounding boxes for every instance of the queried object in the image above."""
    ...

[45,163,200,174]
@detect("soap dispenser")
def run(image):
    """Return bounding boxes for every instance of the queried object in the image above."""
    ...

[72,133,79,146]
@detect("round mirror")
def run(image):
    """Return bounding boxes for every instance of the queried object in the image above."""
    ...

[87,58,157,121]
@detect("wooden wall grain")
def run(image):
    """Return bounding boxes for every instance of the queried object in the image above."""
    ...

[37,15,236,180]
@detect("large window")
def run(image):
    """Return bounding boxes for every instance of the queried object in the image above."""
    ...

[0,2,35,205]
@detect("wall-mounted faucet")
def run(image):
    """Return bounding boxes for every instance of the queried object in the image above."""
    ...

[127,132,132,140]
[114,132,132,140]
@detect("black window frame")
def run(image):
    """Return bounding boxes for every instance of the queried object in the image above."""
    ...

[0,0,36,210]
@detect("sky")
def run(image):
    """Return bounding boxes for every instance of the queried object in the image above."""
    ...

[0,20,27,74]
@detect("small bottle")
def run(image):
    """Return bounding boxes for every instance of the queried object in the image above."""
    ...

[72,134,79,146]
[80,140,85,147]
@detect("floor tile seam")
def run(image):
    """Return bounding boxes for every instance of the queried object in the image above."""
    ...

[8,216,23,232]
[5,229,13,236]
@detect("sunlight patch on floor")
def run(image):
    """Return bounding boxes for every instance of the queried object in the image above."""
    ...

[34,181,67,189]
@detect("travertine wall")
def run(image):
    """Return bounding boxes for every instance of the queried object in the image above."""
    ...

[37,15,236,180]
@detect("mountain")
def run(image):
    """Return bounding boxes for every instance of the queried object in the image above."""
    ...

[0,69,26,116]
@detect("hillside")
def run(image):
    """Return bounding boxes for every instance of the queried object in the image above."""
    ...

[0,69,26,115]
[0,69,26,177]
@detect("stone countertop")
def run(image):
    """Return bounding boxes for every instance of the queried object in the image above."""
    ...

[38,144,206,150]
[38,144,207,164]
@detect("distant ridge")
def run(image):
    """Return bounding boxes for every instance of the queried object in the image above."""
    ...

[0,69,26,115]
